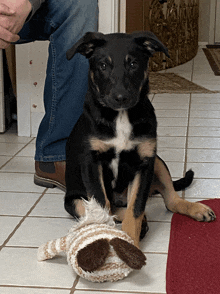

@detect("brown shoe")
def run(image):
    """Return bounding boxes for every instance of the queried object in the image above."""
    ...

[34,161,66,192]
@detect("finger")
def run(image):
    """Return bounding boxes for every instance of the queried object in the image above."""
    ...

[0,25,20,44]
[0,39,11,49]
[0,26,20,49]
[0,3,15,16]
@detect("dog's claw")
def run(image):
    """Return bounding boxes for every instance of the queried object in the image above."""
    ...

[203,208,216,222]
[190,203,216,222]
[209,210,216,221]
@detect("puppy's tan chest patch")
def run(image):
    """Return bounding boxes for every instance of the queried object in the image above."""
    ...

[90,111,133,153]
[90,111,156,157]
[89,111,156,188]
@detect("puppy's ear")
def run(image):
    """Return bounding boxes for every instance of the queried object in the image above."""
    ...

[133,31,170,58]
[66,32,106,60]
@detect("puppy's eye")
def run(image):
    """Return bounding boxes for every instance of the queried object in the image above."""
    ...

[100,62,107,71]
[129,61,138,70]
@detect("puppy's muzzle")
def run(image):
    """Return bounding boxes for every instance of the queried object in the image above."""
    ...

[108,89,135,110]
[114,94,129,104]
[111,94,130,110]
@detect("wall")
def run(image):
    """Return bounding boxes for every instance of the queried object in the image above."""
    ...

[199,0,211,43]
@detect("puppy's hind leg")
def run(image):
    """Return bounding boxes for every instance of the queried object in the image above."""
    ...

[154,155,216,222]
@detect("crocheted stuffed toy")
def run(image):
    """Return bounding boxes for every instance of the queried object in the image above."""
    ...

[37,198,146,283]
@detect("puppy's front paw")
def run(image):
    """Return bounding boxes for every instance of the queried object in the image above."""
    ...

[189,203,216,222]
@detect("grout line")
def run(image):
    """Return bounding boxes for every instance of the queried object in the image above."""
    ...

[0,214,71,219]
[183,58,195,199]
[0,171,35,174]
[150,93,156,103]
[0,188,48,251]
[70,288,165,294]
[182,65,194,200]
[70,275,80,294]
[0,285,71,291]
[5,245,40,249]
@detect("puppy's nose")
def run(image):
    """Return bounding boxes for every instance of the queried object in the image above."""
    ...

[115,94,128,103]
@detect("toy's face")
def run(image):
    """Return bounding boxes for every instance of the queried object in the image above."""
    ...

[74,230,146,282]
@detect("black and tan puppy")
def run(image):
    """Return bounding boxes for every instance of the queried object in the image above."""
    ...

[65,32,216,247]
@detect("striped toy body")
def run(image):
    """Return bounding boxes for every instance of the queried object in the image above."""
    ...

[38,198,146,283]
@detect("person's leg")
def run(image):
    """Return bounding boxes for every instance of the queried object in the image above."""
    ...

[18,0,98,190]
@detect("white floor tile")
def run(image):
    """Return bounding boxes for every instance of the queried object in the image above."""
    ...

[0,192,40,216]
[0,143,25,156]
[157,117,188,127]
[190,110,220,118]
[16,144,35,157]
[158,148,185,162]
[0,288,70,294]
[188,137,220,149]
[146,197,173,222]
[1,157,35,173]
[184,179,220,198]
[0,156,12,168]
[74,291,133,294]
[30,193,70,218]
[164,162,185,178]
[191,93,220,103]
[153,102,189,109]
[186,162,220,178]
[0,135,33,144]
[0,248,76,288]
[153,93,190,103]
[0,173,45,193]
[156,109,188,117]
[141,222,171,253]
[7,217,76,247]
[188,126,220,137]
[189,118,220,127]
[158,137,186,149]
[157,126,187,137]
[190,103,220,110]
[0,216,22,245]
[187,149,220,163]
[76,253,167,293]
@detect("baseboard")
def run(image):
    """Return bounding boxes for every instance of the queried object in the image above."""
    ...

[198,42,208,48]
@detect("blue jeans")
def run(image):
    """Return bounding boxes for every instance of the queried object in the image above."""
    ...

[17,0,98,162]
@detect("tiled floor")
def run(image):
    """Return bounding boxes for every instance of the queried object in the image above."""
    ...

[1,47,220,293]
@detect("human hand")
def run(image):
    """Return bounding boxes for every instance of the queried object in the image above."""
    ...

[0,0,32,49]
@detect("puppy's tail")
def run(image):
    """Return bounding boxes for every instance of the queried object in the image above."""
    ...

[173,169,194,191]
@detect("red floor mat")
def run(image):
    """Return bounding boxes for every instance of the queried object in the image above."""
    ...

[166,199,220,294]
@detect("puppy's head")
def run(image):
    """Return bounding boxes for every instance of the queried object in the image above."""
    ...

[67,31,169,111]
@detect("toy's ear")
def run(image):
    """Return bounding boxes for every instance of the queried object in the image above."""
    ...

[132,31,170,58]
[76,238,110,272]
[110,238,146,270]
[66,32,106,60]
